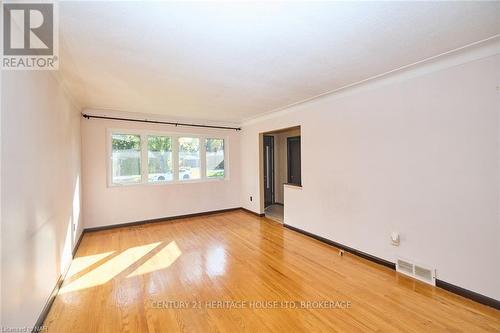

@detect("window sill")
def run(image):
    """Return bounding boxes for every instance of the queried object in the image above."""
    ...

[108,177,229,188]
[284,183,302,189]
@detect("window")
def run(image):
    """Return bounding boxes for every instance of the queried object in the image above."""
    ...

[148,136,172,182]
[111,134,142,184]
[109,131,227,186]
[206,138,224,178]
[178,137,200,180]
[287,136,301,186]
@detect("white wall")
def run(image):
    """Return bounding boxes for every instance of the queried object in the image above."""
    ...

[1,71,82,328]
[81,113,241,228]
[0,68,3,327]
[240,49,500,300]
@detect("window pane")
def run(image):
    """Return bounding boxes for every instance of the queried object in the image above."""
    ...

[148,136,172,182]
[112,134,141,184]
[178,137,200,180]
[206,138,224,178]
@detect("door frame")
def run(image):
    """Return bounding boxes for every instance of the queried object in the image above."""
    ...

[263,135,275,207]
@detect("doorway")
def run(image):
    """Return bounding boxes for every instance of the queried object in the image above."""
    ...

[260,126,301,223]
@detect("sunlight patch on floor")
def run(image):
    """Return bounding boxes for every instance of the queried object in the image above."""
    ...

[206,246,226,277]
[60,242,161,293]
[66,251,115,279]
[127,241,182,278]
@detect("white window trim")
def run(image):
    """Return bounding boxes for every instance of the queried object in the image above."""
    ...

[107,128,230,187]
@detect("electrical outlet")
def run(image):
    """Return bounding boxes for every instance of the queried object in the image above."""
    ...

[391,232,400,246]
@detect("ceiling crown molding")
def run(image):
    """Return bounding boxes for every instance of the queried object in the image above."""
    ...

[241,34,500,127]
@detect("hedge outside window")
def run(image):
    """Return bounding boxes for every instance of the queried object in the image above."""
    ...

[111,134,142,184]
[148,136,173,182]
[109,131,226,185]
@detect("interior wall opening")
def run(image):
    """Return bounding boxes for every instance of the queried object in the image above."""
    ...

[260,126,301,223]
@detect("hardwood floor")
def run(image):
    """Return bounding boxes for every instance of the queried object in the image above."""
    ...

[44,210,500,332]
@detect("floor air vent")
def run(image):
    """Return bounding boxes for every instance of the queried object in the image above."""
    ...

[396,258,435,286]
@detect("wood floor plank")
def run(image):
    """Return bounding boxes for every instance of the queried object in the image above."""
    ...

[44,210,500,332]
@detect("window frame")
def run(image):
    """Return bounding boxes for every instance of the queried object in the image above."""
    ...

[109,132,143,185]
[107,128,229,187]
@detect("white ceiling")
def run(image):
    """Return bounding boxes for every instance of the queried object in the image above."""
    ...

[59,1,500,124]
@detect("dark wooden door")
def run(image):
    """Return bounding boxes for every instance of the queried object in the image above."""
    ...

[263,135,274,207]
[287,136,301,186]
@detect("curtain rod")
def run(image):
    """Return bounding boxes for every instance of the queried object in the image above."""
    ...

[82,113,241,131]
